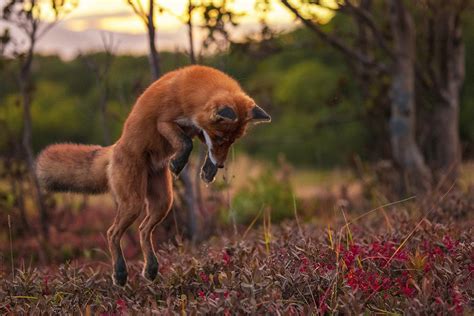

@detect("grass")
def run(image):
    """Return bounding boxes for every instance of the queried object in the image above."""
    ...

[460,161,474,189]
[291,167,355,189]
[1,160,473,313]
[0,201,472,314]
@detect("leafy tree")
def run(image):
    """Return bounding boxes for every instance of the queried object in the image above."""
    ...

[278,0,471,194]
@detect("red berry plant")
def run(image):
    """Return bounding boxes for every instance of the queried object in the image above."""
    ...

[0,211,472,314]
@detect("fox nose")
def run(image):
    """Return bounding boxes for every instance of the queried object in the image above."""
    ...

[216,162,225,169]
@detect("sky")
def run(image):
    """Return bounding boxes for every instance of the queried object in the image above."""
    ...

[2,0,316,59]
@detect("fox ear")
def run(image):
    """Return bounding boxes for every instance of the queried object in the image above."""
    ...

[215,106,237,121]
[249,105,271,123]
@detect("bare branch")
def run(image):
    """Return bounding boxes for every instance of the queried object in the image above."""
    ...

[187,0,196,64]
[100,32,119,74]
[280,0,386,72]
[342,1,394,60]
[126,0,148,23]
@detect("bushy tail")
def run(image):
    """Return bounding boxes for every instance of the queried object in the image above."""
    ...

[36,144,113,194]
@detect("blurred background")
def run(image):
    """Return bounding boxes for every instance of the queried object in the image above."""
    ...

[0,0,473,264]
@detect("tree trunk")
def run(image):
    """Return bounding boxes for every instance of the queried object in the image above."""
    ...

[8,163,29,234]
[99,82,111,145]
[388,0,432,194]
[428,5,464,185]
[187,0,196,65]
[147,0,161,80]
[180,165,198,241]
[431,100,461,184]
[194,147,206,214]
[19,46,50,239]
[354,0,373,100]
[178,2,200,241]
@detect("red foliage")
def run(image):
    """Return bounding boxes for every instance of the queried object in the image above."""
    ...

[0,215,472,314]
[222,250,232,265]
[199,271,209,283]
[197,290,206,300]
[116,299,127,314]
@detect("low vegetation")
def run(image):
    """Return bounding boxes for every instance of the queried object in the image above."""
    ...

[1,195,472,314]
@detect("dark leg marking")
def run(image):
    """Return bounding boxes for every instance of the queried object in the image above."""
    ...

[114,255,128,286]
[144,253,159,281]
[170,135,193,176]
[200,154,218,183]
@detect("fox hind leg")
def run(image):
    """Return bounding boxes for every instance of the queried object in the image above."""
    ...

[139,167,173,281]
[107,200,144,286]
[107,160,147,286]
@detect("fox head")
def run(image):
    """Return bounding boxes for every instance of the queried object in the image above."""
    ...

[194,91,271,171]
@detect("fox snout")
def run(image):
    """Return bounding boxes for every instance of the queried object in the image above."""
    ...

[210,149,226,168]
[210,145,230,169]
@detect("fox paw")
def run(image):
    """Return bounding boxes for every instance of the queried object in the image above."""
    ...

[113,258,128,286]
[142,255,159,281]
[200,156,218,183]
[170,158,186,176]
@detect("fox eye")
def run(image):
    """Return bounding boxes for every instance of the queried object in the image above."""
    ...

[215,106,237,121]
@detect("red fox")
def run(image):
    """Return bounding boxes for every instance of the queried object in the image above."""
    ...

[36,65,270,286]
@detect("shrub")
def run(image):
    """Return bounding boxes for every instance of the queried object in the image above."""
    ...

[231,170,295,225]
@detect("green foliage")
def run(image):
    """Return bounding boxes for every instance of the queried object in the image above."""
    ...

[31,81,85,150]
[238,56,367,166]
[1,17,474,165]
[231,170,295,224]
[274,60,340,111]
[242,110,367,167]
[460,99,474,145]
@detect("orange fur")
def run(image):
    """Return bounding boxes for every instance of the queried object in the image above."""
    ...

[36,65,270,285]
[37,144,112,193]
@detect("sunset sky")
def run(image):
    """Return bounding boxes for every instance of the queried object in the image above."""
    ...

[62,0,294,34]
[40,0,295,59]
[3,0,334,59]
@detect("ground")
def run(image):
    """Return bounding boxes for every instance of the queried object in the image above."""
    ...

[0,198,472,314]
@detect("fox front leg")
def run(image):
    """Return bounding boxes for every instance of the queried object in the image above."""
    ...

[169,136,193,176]
[200,154,218,183]
[195,131,218,183]
[156,122,193,177]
